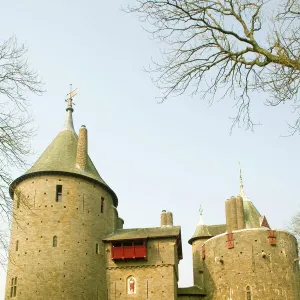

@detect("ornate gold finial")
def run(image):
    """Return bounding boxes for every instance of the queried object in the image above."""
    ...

[65,84,78,112]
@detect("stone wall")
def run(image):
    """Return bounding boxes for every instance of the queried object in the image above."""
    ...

[5,174,116,300]
[202,228,299,299]
[105,238,178,300]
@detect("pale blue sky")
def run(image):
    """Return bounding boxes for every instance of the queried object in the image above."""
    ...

[0,1,299,298]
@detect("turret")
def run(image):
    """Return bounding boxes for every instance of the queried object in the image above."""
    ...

[189,208,212,288]
[200,166,300,299]
[5,89,118,300]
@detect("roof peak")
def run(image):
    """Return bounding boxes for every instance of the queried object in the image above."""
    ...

[198,205,205,225]
[63,85,78,132]
[239,162,248,200]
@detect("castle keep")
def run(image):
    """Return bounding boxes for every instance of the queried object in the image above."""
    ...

[5,97,300,299]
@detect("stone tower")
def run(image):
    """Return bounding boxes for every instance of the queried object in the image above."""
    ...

[5,99,120,299]
[189,169,300,299]
[189,211,212,289]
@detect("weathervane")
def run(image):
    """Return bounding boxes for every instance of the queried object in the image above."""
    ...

[65,84,78,111]
[198,205,204,225]
[199,205,203,215]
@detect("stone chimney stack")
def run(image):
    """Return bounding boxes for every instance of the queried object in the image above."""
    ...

[166,211,173,226]
[236,195,245,230]
[76,125,88,170]
[225,196,245,232]
[160,210,167,227]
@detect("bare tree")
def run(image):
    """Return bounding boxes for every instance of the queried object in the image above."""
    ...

[127,0,300,130]
[0,36,43,263]
[289,211,300,244]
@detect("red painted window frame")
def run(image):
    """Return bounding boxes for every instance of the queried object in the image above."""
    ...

[111,239,147,260]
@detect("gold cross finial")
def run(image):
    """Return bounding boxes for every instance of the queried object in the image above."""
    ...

[65,84,78,111]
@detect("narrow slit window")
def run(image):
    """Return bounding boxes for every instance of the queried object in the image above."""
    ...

[246,286,251,300]
[56,185,62,202]
[15,240,19,251]
[96,243,99,254]
[53,236,57,247]
[101,197,104,213]
[10,277,17,297]
[16,197,20,209]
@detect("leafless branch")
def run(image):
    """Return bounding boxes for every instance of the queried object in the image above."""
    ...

[0,36,44,266]
[126,0,300,131]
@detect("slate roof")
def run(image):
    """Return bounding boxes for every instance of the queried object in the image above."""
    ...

[10,110,118,206]
[178,286,205,296]
[189,224,212,244]
[188,224,226,244]
[103,226,181,241]
[243,200,261,228]
[26,129,104,182]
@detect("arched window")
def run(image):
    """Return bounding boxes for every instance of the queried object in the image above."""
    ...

[53,236,57,247]
[127,276,136,294]
[246,286,251,300]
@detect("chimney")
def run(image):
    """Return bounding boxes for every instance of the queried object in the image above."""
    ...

[160,210,167,227]
[236,195,245,230]
[166,211,173,226]
[76,125,88,170]
[225,197,238,233]
[225,196,245,232]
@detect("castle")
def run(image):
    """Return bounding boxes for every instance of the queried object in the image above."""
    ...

[5,96,300,299]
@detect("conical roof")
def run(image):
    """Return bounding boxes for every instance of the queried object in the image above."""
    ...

[25,129,105,183]
[189,224,212,244]
[10,100,118,206]
[188,212,212,244]
[238,165,261,228]
[243,199,261,228]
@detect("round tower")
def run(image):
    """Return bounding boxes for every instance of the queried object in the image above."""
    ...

[5,97,119,299]
[202,228,299,299]
[189,209,212,289]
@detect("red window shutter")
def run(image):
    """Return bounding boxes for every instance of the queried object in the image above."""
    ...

[227,240,234,249]
[269,237,277,245]
[226,233,234,249]
[268,230,276,238]
[268,230,277,246]
[227,233,234,241]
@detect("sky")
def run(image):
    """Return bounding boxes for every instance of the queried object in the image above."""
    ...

[0,1,300,298]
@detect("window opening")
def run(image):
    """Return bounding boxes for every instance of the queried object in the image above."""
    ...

[15,240,19,251]
[101,197,104,213]
[96,243,100,254]
[127,276,136,294]
[56,185,62,202]
[53,236,57,247]
[111,240,147,260]
[10,277,17,297]
[134,240,144,246]
[246,286,251,300]
[124,241,133,247]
